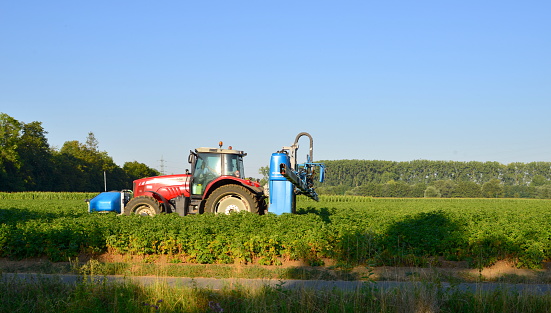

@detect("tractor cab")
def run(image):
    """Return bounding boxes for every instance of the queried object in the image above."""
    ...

[189,146,246,196]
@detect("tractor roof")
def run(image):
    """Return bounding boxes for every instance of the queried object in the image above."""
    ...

[195,147,247,156]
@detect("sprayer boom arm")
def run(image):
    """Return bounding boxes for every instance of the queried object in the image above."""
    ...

[279,163,319,201]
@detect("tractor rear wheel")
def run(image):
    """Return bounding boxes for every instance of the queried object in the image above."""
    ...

[124,196,161,216]
[205,185,259,214]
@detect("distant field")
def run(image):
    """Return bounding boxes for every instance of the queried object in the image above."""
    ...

[1,193,550,269]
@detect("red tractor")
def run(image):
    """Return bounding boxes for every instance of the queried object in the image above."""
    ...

[88,133,324,215]
[88,143,265,216]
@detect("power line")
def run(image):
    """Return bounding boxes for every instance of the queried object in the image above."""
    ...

[159,156,166,175]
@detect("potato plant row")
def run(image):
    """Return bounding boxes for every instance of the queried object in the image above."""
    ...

[1,196,550,268]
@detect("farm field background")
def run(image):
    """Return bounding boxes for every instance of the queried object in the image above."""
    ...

[1,193,551,273]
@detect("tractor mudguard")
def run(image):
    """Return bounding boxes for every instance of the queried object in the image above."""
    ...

[144,191,172,213]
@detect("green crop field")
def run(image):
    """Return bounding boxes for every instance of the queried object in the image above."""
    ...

[1,193,550,269]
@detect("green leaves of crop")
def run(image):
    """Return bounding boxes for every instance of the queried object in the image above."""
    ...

[2,196,551,269]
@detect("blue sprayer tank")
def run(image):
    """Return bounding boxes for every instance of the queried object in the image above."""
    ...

[87,191,124,214]
[268,152,295,214]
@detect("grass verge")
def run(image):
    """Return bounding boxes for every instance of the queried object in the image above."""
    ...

[2,274,551,313]
[3,256,551,285]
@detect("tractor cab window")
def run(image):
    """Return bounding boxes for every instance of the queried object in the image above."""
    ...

[191,153,222,195]
[223,154,244,178]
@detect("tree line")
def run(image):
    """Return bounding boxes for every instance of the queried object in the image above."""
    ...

[316,159,551,198]
[4,112,551,198]
[0,113,159,192]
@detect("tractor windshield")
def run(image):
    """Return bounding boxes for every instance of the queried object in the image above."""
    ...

[191,152,245,195]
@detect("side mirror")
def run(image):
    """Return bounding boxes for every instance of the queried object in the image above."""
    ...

[188,152,195,164]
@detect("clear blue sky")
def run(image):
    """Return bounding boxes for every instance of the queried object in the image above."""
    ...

[2,1,550,178]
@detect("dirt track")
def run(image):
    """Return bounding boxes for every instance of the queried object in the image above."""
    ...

[3,272,551,295]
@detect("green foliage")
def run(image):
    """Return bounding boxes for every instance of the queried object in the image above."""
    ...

[318,159,551,198]
[454,181,482,198]
[0,192,98,200]
[0,112,159,192]
[481,179,504,198]
[424,186,441,198]
[315,184,350,195]
[123,161,161,181]
[0,113,25,191]
[2,195,551,269]
[258,165,269,186]
[5,112,551,200]
[382,211,467,264]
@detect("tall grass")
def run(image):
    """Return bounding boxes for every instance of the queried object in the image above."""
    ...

[1,275,551,313]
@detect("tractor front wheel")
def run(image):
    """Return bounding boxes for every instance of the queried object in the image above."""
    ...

[124,196,161,216]
[205,185,259,214]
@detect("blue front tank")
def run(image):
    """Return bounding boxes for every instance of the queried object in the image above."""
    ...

[88,192,122,213]
[269,153,295,215]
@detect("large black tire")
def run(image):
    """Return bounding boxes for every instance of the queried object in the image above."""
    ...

[205,185,260,214]
[124,196,161,216]
[257,196,268,215]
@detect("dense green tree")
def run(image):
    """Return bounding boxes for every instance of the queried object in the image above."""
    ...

[57,135,130,191]
[17,121,54,191]
[258,165,269,186]
[85,131,99,151]
[535,185,551,199]
[504,185,535,198]
[51,151,85,191]
[319,159,551,197]
[410,183,427,197]
[431,180,456,198]
[424,186,441,198]
[58,140,100,191]
[530,175,550,187]
[318,184,350,195]
[123,161,161,182]
[315,159,551,198]
[0,113,24,191]
[382,180,411,197]
[453,181,482,198]
[346,183,382,197]
[482,179,504,198]
[0,113,162,192]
